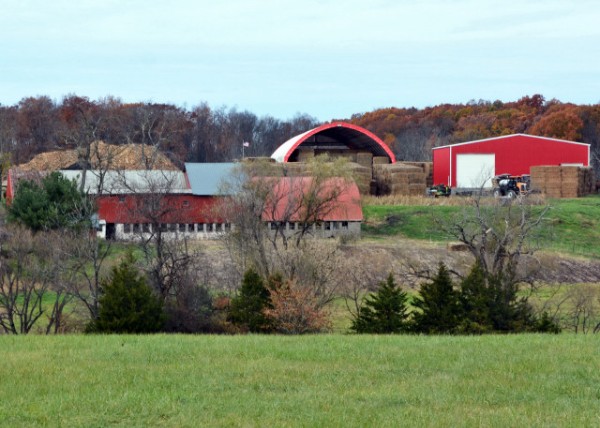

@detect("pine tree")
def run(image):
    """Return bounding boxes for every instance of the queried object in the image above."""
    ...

[351,273,409,334]
[412,263,461,334]
[458,262,493,333]
[88,253,164,333]
[228,268,273,333]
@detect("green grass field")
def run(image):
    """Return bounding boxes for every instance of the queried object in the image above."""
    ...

[0,334,599,427]
[362,195,600,258]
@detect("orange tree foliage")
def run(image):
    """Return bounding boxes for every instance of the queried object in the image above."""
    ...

[529,105,584,141]
[264,279,331,334]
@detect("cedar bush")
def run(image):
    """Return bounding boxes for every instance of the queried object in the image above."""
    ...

[351,273,409,334]
[88,253,164,333]
[228,268,273,333]
[412,263,461,334]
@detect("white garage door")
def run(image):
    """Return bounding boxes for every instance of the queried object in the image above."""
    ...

[456,154,495,188]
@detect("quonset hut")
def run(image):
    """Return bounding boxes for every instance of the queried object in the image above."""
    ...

[271,122,396,164]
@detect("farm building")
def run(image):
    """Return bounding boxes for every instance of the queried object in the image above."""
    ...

[271,122,396,164]
[432,134,590,188]
[270,121,434,197]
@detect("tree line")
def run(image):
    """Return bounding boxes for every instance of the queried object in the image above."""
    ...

[348,94,600,174]
[0,95,320,169]
[2,94,599,178]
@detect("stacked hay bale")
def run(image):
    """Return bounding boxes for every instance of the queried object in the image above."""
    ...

[373,156,390,166]
[530,165,596,197]
[347,162,372,195]
[373,164,426,196]
[356,152,373,169]
[401,162,433,187]
[560,166,580,198]
[297,149,315,162]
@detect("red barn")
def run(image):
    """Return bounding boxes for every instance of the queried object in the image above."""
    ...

[432,134,590,188]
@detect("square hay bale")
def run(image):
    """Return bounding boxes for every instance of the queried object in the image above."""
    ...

[372,156,390,165]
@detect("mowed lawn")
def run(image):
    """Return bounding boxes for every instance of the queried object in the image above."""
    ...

[1,335,599,427]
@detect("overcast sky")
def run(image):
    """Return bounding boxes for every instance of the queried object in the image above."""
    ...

[1,0,599,120]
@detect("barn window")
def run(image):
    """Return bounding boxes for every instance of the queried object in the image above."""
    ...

[324,222,331,230]
[160,223,167,232]
[270,222,277,230]
[187,224,195,232]
[289,222,295,230]
[179,223,186,232]
[142,224,151,233]
[342,221,348,229]
[197,223,204,232]
[333,222,339,230]
[206,223,213,232]
[168,224,176,232]
[119,196,126,203]
[132,223,141,233]
[224,223,231,232]
[123,224,131,233]
[182,200,190,207]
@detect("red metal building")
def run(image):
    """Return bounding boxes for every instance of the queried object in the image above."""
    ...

[432,134,590,188]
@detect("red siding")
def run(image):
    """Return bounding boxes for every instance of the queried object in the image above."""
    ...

[96,194,226,224]
[433,135,589,187]
[432,146,451,186]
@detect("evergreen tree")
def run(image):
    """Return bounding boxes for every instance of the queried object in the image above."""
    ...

[228,268,273,333]
[351,273,409,333]
[8,171,92,231]
[412,263,461,334]
[458,262,493,333]
[88,253,164,333]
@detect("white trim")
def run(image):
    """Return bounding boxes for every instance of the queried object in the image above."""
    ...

[449,146,452,186]
[431,133,590,150]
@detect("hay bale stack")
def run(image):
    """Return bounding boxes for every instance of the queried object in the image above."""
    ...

[297,149,315,162]
[560,166,580,198]
[347,162,372,195]
[373,156,390,165]
[530,165,596,198]
[373,164,425,196]
[356,152,373,169]
[400,162,433,187]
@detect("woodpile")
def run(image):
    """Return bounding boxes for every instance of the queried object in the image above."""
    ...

[19,141,178,171]
[530,165,596,198]
[373,164,426,196]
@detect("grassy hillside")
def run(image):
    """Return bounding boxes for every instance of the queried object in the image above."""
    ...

[363,195,600,258]
[0,335,598,427]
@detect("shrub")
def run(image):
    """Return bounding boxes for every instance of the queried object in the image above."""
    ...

[88,253,164,333]
[265,278,331,334]
[228,268,273,333]
[351,273,409,334]
[412,263,461,334]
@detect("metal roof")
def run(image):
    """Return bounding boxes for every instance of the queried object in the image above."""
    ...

[59,170,190,194]
[271,122,396,163]
[184,163,237,195]
[432,133,590,150]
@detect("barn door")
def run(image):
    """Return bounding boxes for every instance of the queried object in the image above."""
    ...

[456,154,495,188]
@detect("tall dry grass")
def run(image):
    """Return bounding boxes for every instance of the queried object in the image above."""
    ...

[363,193,547,207]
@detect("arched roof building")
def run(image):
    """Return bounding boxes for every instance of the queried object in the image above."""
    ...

[271,122,395,163]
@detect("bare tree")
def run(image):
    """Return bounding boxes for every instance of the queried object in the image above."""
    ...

[0,227,73,334]
[219,156,357,307]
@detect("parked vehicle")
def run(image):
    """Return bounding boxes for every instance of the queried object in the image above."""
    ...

[492,174,530,198]
[427,184,451,198]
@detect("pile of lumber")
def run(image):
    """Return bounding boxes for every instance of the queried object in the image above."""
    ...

[530,165,596,198]
[373,164,426,196]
